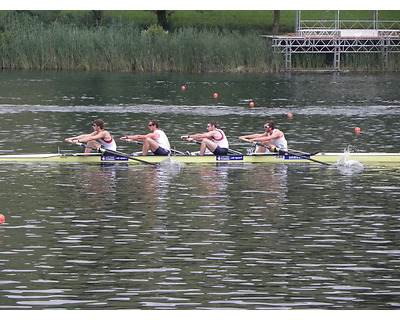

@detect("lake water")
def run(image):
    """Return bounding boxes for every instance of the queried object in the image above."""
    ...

[0,70,400,310]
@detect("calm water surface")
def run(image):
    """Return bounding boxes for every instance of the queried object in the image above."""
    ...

[0,71,400,310]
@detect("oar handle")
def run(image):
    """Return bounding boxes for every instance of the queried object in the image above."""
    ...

[71,141,104,152]
[181,135,199,144]
[239,138,280,152]
[180,135,194,142]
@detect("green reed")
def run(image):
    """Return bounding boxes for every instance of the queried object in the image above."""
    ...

[0,17,399,72]
[0,20,281,72]
[341,53,400,72]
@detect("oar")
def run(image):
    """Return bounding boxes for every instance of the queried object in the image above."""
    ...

[132,141,186,155]
[194,140,242,155]
[182,136,242,155]
[240,138,331,166]
[73,142,157,166]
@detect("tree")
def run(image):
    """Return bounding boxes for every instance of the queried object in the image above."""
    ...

[152,10,173,30]
[91,10,104,27]
[272,10,280,35]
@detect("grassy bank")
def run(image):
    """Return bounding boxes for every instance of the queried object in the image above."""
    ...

[0,11,399,72]
[66,10,400,34]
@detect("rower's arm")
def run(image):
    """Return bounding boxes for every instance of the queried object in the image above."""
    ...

[65,133,94,143]
[121,134,148,142]
[183,132,210,141]
[239,133,264,140]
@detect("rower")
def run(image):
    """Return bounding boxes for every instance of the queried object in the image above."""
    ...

[65,119,117,153]
[120,120,171,156]
[239,120,287,154]
[181,121,229,156]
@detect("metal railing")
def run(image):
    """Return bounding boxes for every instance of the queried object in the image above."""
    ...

[270,37,400,71]
[272,38,400,54]
[297,29,400,37]
[298,20,400,31]
[270,11,400,71]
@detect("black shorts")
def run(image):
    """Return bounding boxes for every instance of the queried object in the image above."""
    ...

[154,147,170,156]
[213,146,229,155]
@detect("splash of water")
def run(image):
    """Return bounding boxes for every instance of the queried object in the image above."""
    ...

[159,155,186,172]
[336,146,364,174]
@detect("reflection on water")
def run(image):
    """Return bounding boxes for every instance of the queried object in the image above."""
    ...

[0,71,400,310]
[1,163,399,309]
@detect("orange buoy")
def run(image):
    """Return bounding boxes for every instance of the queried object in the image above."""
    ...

[0,214,5,224]
[287,113,293,118]
[354,127,361,133]
[181,85,186,91]
[213,93,218,99]
[249,102,255,107]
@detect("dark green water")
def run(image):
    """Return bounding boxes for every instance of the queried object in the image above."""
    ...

[0,71,399,309]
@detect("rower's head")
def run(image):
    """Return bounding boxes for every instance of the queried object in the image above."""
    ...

[207,121,217,131]
[93,119,105,129]
[148,120,159,130]
[264,121,275,132]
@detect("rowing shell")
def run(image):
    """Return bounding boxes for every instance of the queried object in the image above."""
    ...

[0,152,400,165]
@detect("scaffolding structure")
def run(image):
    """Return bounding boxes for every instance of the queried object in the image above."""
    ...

[267,11,400,71]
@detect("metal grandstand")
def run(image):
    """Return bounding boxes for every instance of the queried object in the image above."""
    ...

[265,11,400,71]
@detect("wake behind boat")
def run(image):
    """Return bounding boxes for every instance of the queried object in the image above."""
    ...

[0,151,400,165]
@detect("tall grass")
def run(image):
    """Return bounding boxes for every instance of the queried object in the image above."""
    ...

[341,53,400,72]
[0,18,281,72]
[0,14,399,72]
[290,53,400,72]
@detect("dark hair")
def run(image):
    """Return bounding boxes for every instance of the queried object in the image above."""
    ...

[93,119,105,129]
[208,121,218,128]
[266,121,275,129]
[149,120,159,128]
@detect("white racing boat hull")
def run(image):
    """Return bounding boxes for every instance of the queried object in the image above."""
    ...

[0,152,400,165]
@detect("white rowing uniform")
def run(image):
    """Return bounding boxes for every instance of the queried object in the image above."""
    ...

[212,129,229,149]
[268,129,288,150]
[155,129,171,151]
[99,136,117,151]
